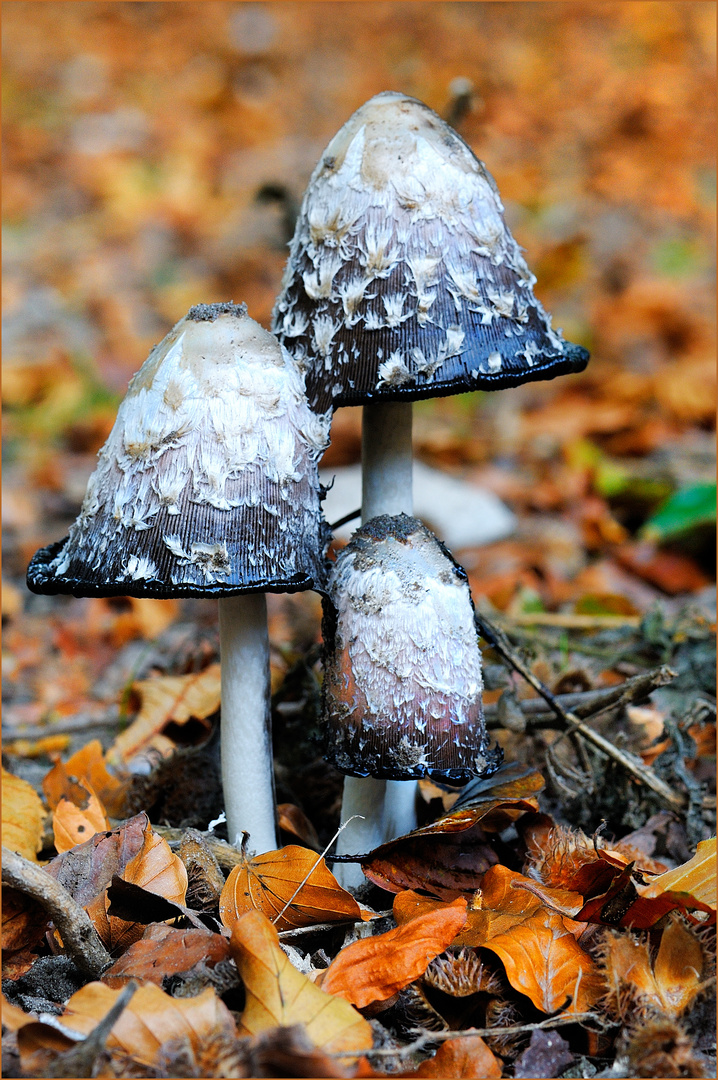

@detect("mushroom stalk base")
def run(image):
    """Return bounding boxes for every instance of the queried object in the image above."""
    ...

[334,777,417,891]
[219,593,278,855]
[334,401,417,891]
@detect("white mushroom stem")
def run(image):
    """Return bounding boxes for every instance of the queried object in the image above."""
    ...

[219,593,278,854]
[334,400,418,890]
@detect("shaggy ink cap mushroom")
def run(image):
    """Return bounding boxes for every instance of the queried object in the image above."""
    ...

[27,302,330,599]
[322,513,502,783]
[272,91,589,414]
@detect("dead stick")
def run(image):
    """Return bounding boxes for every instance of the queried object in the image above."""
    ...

[474,613,685,811]
[2,847,111,977]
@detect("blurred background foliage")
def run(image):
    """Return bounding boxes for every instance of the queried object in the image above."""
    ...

[2,0,716,613]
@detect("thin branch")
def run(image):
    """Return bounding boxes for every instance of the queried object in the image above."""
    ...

[474,612,686,811]
[2,846,111,977]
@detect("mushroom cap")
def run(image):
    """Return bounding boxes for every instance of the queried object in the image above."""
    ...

[27,303,330,599]
[322,513,502,782]
[273,91,588,414]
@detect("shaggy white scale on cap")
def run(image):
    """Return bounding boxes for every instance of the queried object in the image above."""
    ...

[272,91,588,414]
[322,514,501,783]
[28,303,330,598]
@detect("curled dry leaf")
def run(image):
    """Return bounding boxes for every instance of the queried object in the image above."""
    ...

[220,844,364,932]
[455,866,602,1014]
[102,923,231,988]
[319,900,468,1008]
[44,811,148,907]
[600,917,707,1019]
[402,1034,502,1079]
[87,820,188,953]
[19,981,236,1070]
[230,909,373,1057]
[362,765,543,898]
[278,803,322,850]
[108,664,221,765]
[52,786,109,854]
[639,836,716,912]
[42,739,129,818]
[1,767,45,861]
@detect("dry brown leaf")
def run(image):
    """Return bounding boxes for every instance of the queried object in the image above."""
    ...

[108,664,221,764]
[102,923,231,988]
[21,981,236,1069]
[1,887,50,953]
[1,992,35,1032]
[109,596,180,647]
[640,837,716,911]
[1,767,45,861]
[52,786,109,854]
[319,900,468,1008]
[601,918,706,1018]
[393,891,458,926]
[278,803,321,850]
[44,812,148,908]
[403,1035,502,1078]
[220,844,364,932]
[43,740,129,818]
[88,821,188,953]
[231,909,373,1056]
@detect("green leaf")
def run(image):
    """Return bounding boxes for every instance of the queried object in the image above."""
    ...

[642,483,716,542]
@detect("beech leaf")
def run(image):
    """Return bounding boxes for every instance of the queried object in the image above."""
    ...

[42,740,129,818]
[44,812,148,907]
[403,1034,502,1078]
[601,917,706,1017]
[220,844,364,932]
[639,836,716,912]
[102,923,231,988]
[2,767,45,861]
[320,900,468,1008]
[230,910,373,1056]
[52,786,109,854]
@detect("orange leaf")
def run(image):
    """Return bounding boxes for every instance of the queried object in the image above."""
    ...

[640,837,716,911]
[601,918,706,1018]
[44,812,148,908]
[320,900,468,1008]
[230,910,373,1056]
[43,740,129,818]
[52,786,109,854]
[102,924,231,988]
[2,888,50,953]
[404,1035,502,1078]
[2,767,45,861]
[20,982,236,1069]
[108,664,220,765]
[220,844,363,932]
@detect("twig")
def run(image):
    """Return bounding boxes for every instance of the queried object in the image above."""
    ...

[331,1012,611,1059]
[278,911,393,940]
[2,847,111,977]
[40,982,138,1078]
[153,826,246,869]
[475,613,686,811]
[500,613,641,629]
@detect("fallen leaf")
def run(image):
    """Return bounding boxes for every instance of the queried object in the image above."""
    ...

[403,1034,502,1078]
[2,887,50,953]
[44,812,148,907]
[4,734,71,758]
[20,982,236,1070]
[102,923,231,988]
[1,992,35,1031]
[109,596,180,647]
[108,664,221,765]
[393,891,457,926]
[231,910,373,1056]
[52,786,109,854]
[43,740,129,818]
[600,918,706,1018]
[278,803,321,850]
[1,767,45,860]
[640,836,716,911]
[220,844,364,932]
[320,900,468,1008]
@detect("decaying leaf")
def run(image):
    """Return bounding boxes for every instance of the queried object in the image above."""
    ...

[43,739,129,818]
[230,910,373,1056]
[44,812,148,907]
[18,981,236,1070]
[87,820,188,952]
[403,1034,502,1078]
[220,844,364,932]
[456,866,602,1013]
[102,923,231,988]
[600,917,707,1019]
[278,803,321,850]
[1,887,49,954]
[319,900,468,1008]
[639,836,716,912]
[2,767,45,860]
[52,787,109,854]
[108,664,221,765]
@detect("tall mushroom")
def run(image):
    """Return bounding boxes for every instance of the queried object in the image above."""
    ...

[272,91,589,878]
[322,513,500,870]
[28,302,329,855]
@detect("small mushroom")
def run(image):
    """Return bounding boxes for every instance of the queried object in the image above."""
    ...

[28,302,329,855]
[322,513,501,863]
[273,91,589,884]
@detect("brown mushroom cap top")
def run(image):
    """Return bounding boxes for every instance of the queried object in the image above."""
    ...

[273,91,588,414]
[28,303,330,599]
[322,513,502,782]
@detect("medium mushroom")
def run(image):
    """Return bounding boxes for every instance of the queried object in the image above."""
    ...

[322,513,500,867]
[272,90,589,874]
[28,302,329,855]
